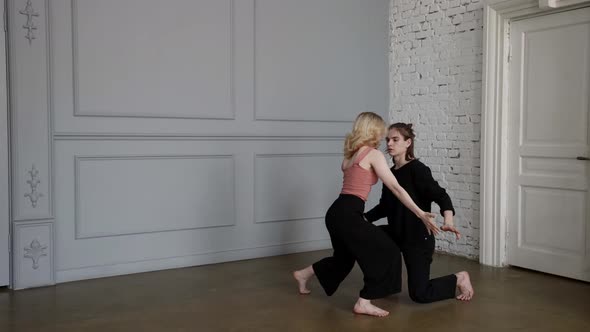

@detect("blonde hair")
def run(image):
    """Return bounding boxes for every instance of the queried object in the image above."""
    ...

[343,112,386,159]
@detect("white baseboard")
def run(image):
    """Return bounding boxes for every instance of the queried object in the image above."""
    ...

[56,240,331,283]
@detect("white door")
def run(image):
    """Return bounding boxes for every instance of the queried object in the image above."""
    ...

[0,0,9,287]
[507,7,590,282]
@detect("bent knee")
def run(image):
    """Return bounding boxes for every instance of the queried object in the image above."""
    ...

[409,290,432,304]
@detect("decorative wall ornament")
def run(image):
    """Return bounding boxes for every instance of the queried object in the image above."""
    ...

[24,239,47,269]
[19,0,39,45]
[24,164,43,207]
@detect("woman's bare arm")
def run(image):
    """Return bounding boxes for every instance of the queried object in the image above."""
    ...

[368,150,439,235]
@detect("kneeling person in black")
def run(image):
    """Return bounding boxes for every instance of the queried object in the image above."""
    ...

[364,123,474,302]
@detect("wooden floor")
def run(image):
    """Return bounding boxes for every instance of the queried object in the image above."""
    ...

[0,250,589,332]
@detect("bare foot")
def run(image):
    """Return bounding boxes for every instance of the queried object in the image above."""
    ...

[455,271,474,301]
[293,266,314,295]
[353,298,389,317]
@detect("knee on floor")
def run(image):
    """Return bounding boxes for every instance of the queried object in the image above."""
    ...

[409,290,432,304]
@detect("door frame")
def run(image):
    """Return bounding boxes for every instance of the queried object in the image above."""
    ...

[1,0,11,287]
[480,0,590,266]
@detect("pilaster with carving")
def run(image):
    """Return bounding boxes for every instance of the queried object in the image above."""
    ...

[9,0,54,289]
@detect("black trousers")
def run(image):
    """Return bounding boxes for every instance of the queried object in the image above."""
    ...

[312,195,402,300]
[379,225,457,303]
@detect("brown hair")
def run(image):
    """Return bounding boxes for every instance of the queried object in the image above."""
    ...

[389,122,416,161]
[343,112,386,159]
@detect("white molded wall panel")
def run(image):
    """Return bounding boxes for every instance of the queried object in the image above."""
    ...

[53,139,347,282]
[49,0,388,137]
[72,0,233,119]
[10,0,390,286]
[75,155,236,238]
[254,0,389,122]
[10,0,52,220]
[13,222,54,289]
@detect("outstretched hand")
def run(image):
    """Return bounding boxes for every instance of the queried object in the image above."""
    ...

[420,212,439,236]
[441,224,461,240]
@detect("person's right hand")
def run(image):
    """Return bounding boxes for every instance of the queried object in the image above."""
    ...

[441,223,461,240]
[419,211,439,236]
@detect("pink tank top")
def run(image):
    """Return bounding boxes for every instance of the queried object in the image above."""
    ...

[340,147,379,201]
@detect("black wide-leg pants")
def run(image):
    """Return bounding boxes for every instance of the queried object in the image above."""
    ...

[312,195,402,300]
[379,225,457,303]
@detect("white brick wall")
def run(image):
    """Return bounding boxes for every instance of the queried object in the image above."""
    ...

[389,0,483,259]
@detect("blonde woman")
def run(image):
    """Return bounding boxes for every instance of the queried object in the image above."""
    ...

[293,112,438,317]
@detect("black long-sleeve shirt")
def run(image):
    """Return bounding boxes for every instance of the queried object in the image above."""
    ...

[364,159,454,246]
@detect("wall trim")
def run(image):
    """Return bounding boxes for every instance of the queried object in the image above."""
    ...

[539,0,590,8]
[0,0,10,288]
[13,221,55,290]
[9,0,54,222]
[56,238,331,283]
[23,164,43,207]
[53,133,345,141]
[18,0,39,45]
[70,0,236,120]
[73,154,237,239]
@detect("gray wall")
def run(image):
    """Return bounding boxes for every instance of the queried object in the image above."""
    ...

[9,0,389,287]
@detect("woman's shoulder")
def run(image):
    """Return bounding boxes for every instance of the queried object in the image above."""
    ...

[412,159,427,167]
[408,159,431,173]
[366,147,385,161]
[344,146,379,168]
[410,160,440,182]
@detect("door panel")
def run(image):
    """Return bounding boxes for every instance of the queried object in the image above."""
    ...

[507,7,590,281]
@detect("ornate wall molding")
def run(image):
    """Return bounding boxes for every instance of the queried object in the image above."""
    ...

[70,0,236,120]
[13,222,55,289]
[24,239,47,269]
[73,155,236,238]
[24,164,43,207]
[19,0,39,45]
